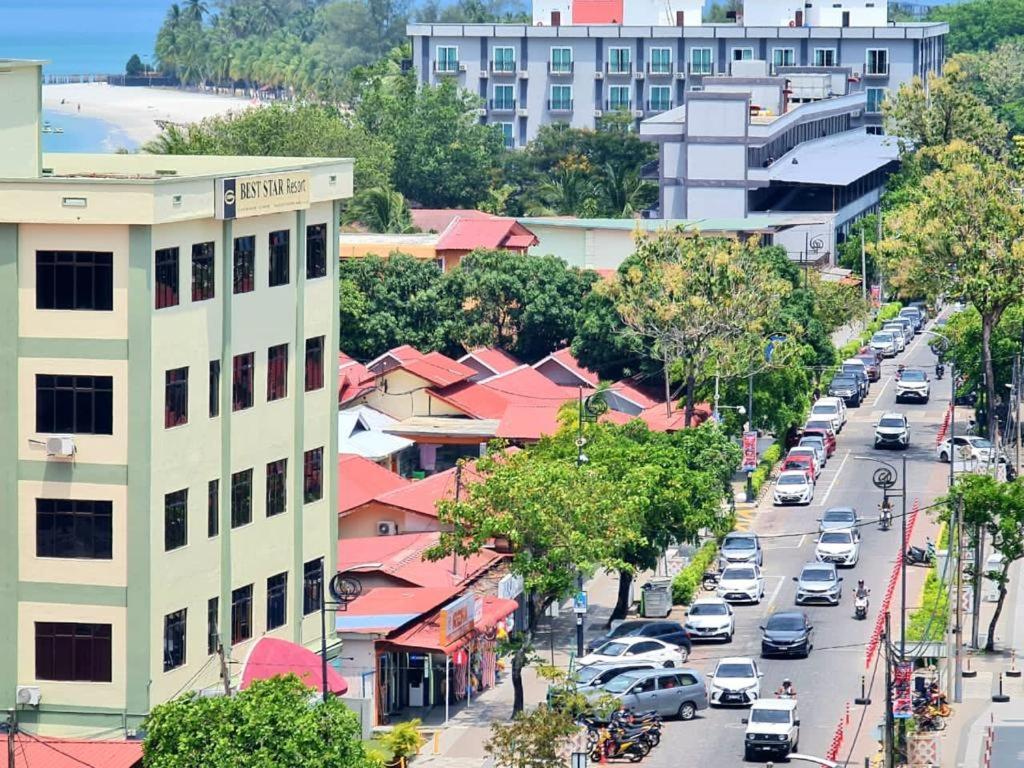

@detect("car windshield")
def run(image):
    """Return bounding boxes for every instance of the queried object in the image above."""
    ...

[689,603,728,616]
[824,510,854,522]
[751,709,792,724]
[901,370,927,382]
[812,404,837,415]
[799,439,822,448]
[779,474,806,485]
[716,663,754,678]
[608,623,640,639]
[723,537,755,551]
[603,674,640,694]
[766,615,805,631]
[831,377,856,386]
[969,438,993,448]
[802,568,834,582]
[879,417,905,428]
[856,356,877,365]
[872,333,893,343]
[725,568,755,580]
[821,532,852,544]
[597,642,628,657]
[842,367,864,376]
[575,666,604,684]
[806,421,832,432]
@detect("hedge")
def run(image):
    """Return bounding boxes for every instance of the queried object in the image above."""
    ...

[906,567,949,643]
[836,302,903,363]
[670,540,719,605]
[749,441,783,497]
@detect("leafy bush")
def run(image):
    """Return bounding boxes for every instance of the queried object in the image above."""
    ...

[906,568,949,642]
[671,540,719,605]
[378,720,424,761]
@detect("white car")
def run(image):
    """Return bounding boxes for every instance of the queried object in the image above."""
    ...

[577,636,688,667]
[937,435,995,464]
[716,564,766,604]
[787,447,822,479]
[814,528,861,567]
[773,470,814,506]
[684,597,735,642]
[882,323,907,351]
[874,412,910,450]
[810,397,846,433]
[797,436,827,467]
[895,369,930,403]
[870,332,897,358]
[710,657,762,706]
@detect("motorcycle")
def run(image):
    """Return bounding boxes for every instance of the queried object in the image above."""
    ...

[702,570,720,592]
[878,502,893,531]
[906,539,936,566]
[935,363,945,380]
[590,727,651,762]
[854,592,869,620]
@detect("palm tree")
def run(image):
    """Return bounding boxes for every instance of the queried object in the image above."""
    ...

[597,161,650,217]
[343,187,415,233]
[528,165,596,216]
[184,0,208,23]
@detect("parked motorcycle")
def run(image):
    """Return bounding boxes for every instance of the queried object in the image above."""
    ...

[878,501,893,531]
[906,539,936,566]
[854,593,869,620]
[591,727,651,762]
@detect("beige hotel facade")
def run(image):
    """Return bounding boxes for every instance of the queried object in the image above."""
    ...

[0,60,352,735]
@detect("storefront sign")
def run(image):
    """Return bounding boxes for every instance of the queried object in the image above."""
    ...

[742,431,758,471]
[498,573,524,601]
[870,285,881,307]
[216,170,310,220]
[891,661,913,719]
[439,593,475,646]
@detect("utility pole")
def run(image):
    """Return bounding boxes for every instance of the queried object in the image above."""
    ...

[714,373,720,422]
[452,462,463,576]
[1016,354,1021,473]
[861,228,868,302]
[6,709,16,768]
[883,612,894,768]
[876,211,884,302]
[972,527,983,648]
[217,641,232,697]
[954,496,964,703]
[950,359,956,490]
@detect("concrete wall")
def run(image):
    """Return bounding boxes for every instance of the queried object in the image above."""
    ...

[340,505,442,539]
[0,63,41,179]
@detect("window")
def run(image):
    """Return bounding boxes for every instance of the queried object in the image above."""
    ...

[36,251,113,311]
[209,360,220,418]
[208,479,219,537]
[35,374,113,435]
[303,558,323,615]
[231,469,253,528]
[550,47,572,73]
[36,499,112,559]
[814,48,836,67]
[164,367,189,428]
[303,447,323,503]
[269,230,290,287]
[607,47,631,74]
[232,352,254,411]
[436,46,459,72]
[649,86,671,112]
[164,488,188,551]
[267,343,288,401]
[155,247,179,309]
[231,585,253,645]
[35,622,111,682]
[496,122,514,149]
[492,84,515,111]
[305,223,327,280]
[866,49,889,75]
[649,48,672,74]
[690,48,712,75]
[866,125,884,136]
[305,337,324,392]
[608,86,631,111]
[866,87,887,114]
[772,48,795,68]
[267,572,288,631]
[492,46,515,72]
[550,85,572,111]
[233,235,255,294]
[207,597,219,654]
[163,609,187,672]
[732,48,753,61]
[266,459,287,517]
[191,242,215,301]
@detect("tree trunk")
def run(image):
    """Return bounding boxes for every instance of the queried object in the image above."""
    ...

[511,646,526,715]
[985,561,1011,652]
[609,569,634,626]
[663,360,672,419]
[982,315,998,440]
[684,372,696,428]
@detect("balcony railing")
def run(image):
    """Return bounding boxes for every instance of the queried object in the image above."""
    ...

[489,98,517,112]
[490,60,516,74]
[433,61,461,74]
[646,100,673,113]
[548,99,574,112]
[646,62,673,76]
[605,62,633,76]
[548,61,574,75]
[604,100,632,111]
[688,62,713,75]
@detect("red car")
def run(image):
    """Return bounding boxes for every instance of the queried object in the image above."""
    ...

[782,453,817,482]
[855,352,882,382]
[802,426,836,457]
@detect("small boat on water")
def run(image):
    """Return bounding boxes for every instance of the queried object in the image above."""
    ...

[41,122,64,135]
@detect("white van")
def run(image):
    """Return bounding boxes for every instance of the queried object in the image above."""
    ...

[811,397,846,433]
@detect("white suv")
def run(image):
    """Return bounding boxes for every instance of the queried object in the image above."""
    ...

[874,412,910,450]
[896,369,930,403]
[810,396,846,433]
[744,699,799,761]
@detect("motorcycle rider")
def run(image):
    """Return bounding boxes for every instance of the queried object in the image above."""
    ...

[775,679,797,698]
[936,360,945,379]
[856,580,870,599]
[879,498,893,529]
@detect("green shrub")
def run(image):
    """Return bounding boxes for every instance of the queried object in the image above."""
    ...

[761,443,782,464]
[937,522,948,551]
[670,541,718,605]
[749,441,783,496]
[906,568,949,643]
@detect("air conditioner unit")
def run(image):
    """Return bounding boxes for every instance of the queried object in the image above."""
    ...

[518,70,529,78]
[675,72,686,80]
[458,63,467,72]
[593,109,604,117]
[635,71,645,80]
[516,108,529,117]
[594,71,604,80]
[377,521,399,536]
[477,107,487,116]
[632,109,645,118]
[16,686,41,707]
[45,435,75,457]
[479,70,489,78]
[690,85,704,92]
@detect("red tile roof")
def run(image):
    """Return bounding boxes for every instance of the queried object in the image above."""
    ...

[436,218,539,252]
[608,379,661,410]
[339,353,375,406]
[337,585,463,633]
[338,532,503,589]
[387,595,519,653]
[430,380,511,419]
[338,454,410,514]
[534,348,600,387]
[371,454,503,516]
[240,636,348,695]
[389,349,476,388]
[458,347,522,377]
[482,365,583,405]
[411,209,497,233]
[11,736,141,768]
[639,402,713,431]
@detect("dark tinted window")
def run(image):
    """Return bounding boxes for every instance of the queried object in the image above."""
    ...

[191,242,215,301]
[267,344,288,401]
[164,489,188,551]
[209,360,220,418]
[155,247,179,309]
[267,572,288,630]
[35,499,112,559]
[35,374,113,434]
[35,622,111,682]
[231,469,253,528]
[269,230,290,287]
[306,223,327,279]
[231,585,252,645]
[766,615,806,631]
[304,447,323,503]
[303,558,323,615]
[305,337,324,392]
[163,608,187,671]
[208,479,219,537]
[630,641,661,653]
[233,235,255,294]
[266,459,287,517]
[232,352,254,411]
[164,367,188,428]
[36,251,113,311]
[207,597,219,654]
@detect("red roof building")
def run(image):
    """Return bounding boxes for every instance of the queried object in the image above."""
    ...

[339,352,375,407]
[9,736,142,768]
[338,454,410,515]
[532,347,601,388]
[457,347,523,381]
[409,209,539,270]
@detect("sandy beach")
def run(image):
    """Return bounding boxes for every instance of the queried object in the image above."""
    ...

[43,83,255,145]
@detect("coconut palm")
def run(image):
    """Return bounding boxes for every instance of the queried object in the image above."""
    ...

[343,187,415,233]
[597,161,651,217]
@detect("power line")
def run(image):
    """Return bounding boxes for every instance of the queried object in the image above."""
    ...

[14,730,101,768]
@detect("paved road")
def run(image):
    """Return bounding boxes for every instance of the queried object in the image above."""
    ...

[645,322,954,766]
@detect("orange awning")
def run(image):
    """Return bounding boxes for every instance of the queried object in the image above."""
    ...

[385,595,518,654]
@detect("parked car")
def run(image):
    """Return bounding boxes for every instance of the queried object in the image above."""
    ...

[781,456,815,484]
[709,657,762,707]
[793,562,844,606]
[593,668,709,720]
[773,470,814,506]
[814,528,861,567]
[811,397,847,432]
[716,564,766,604]
[818,506,859,533]
[908,301,930,321]
[801,425,836,457]
[586,620,692,655]
[893,316,917,338]
[797,435,827,467]
[900,307,924,331]
[760,610,814,658]
[882,323,907,352]
[578,636,689,667]
[895,369,930,404]
[743,699,800,761]
[684,597,736,642]
[719,532,764,569]
[786,447,821,480]
[841,364,871,397]
[937,435,996,464]
[828,375,862,407]
[870,331,897,358]
[570,661,661,691]
[875,412,910,450]
[855,353,882,382]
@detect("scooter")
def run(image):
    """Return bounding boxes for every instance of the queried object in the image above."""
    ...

[906,539,936,566]
[854,592,869,620]
[935,363,945,380]
[878,502,893,531]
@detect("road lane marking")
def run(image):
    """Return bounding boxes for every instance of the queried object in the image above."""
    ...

[818,451,851,506]
[869,374,894,407]
[762,575,785,613]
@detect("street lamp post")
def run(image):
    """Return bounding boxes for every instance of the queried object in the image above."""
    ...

[574,389,606,657]
[320,571,363,703]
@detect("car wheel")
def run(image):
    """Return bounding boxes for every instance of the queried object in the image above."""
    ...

[939,451,949,462]
[664,660,675,668]
[744,747,754,762]
[726,631,734,643]
[678,702,697,721]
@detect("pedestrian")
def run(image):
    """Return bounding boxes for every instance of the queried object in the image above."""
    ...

[812,386,821,401]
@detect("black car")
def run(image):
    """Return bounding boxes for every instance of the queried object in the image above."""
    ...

[760,611,814,658]
[587,620,692,655]
[828,376,861,407]
[840,365,870,398]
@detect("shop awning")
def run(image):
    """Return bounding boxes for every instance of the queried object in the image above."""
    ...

[240,636,349,695]
[386,595,519,654]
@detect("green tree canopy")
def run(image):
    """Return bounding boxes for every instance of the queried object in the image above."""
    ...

[343,187,414,233]
[485,705,579,768]
[928,0,1024,53]
[125,53,145,76]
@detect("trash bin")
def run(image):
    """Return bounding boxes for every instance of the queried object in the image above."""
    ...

[641,578,672,618]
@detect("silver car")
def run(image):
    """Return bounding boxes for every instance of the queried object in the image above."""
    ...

[596,668,709,720]
[793,562,843,606]
[818,506,859,533]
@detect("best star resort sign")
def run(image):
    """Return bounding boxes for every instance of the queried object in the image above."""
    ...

[217,171,311,220]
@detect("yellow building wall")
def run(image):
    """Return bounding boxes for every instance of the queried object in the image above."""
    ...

[363,369,466,421]
[339,504,442,539]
